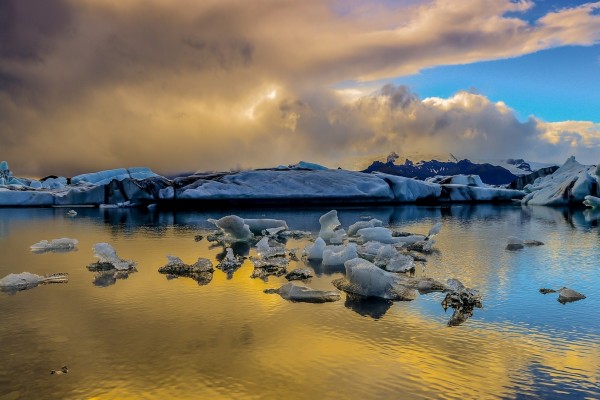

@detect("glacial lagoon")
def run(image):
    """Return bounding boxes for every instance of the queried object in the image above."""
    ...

[0,205,599,399]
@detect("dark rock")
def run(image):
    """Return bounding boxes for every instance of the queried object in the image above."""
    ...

[158,257,214,285]
[250,257,288,280]
[539,288,556,294]
[441,279,482,327]
[558,287,586,304]
[285,268,313,281]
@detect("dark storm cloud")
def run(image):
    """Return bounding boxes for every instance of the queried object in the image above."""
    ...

[0,0,598,177]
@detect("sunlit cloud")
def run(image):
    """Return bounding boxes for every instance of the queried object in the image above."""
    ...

[0,0,598,176]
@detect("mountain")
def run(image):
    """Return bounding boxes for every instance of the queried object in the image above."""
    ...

[363,158,519,185]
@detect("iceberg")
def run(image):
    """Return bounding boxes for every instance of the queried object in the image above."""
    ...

[356,227,401,244]
[216,248,245,277]
[208,215,253,242]
[30,238,78,253]
[265,282,341,303]
[318,210,345,243]
[347,219,383,237]
[71,167,158,186]
[89,243,136,271]
[322,244,358,266]
[522,157,599,206]
[256,237,286,258]
[0,272,69,293]
[584,195,600,208]
[427,222,442,239]
[332,258,418,301]
[243,218,288,234]
[304,237,327,260]
[375,173,442,202]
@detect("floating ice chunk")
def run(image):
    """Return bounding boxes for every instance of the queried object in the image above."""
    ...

[30,238,78,253]
[328,228,346,244]
[322,243,358,266]
[357,241,386,261]
[0,272,68,293]
[158,256,214,285]
[265,282,340,303]
[374,245,415,273]
[318,210,345,243]
[332,258,418,300]
[348,219,383,237]
[67,210,77,217]
[441,279,483,327]
[304,237,326,260]
[91,243,136,270]
[208,215,253,242]
[243,218,288,234]
[216,248,245,277]
[256,237,286,258]
[584,195,600,208]
[263,226,287,236]
[427,222,442,239]
[356,227,401,244]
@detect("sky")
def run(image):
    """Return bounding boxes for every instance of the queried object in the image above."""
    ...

[1,0,599,177]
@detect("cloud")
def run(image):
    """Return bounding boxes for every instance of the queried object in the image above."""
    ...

[0,0,598,176]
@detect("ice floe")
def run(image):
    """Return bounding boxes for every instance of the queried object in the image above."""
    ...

[265,282,340,303]
[0,272,69,294]
[30,238,78,253]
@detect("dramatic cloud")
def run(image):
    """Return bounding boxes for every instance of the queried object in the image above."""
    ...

[0,0,598,176]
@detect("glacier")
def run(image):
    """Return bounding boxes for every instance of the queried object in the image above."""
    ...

[3,157,597,207]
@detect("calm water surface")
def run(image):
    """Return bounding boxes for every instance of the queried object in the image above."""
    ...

[0,205,599,399]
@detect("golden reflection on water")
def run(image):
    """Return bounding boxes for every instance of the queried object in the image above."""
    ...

[0,207,599,399]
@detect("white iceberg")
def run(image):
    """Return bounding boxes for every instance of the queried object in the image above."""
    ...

[256,237,286,258]
[243,218,288,234]
[522,157,599,206]
[427,222,442,239]
[304,237,327,260]
[333,258,418,300]
[71,167,158,186]
[30,238,78,253]
[356,227,403,244]
[91,243,136,270]
[318,210,346,243]
[322,244,358,266]
[208,215,253,242]
[347,219,383,237]
[583,195,600,208]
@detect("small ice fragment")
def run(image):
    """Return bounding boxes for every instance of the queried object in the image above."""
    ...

[92,243,136,270]
[304,237,326,260]
[30,238,78,253]
[208,215,253,242]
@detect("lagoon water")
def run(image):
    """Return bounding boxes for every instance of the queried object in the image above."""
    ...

[0,205,599,399]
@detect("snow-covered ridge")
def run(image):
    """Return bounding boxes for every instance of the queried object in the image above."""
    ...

[2,158,596,207]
